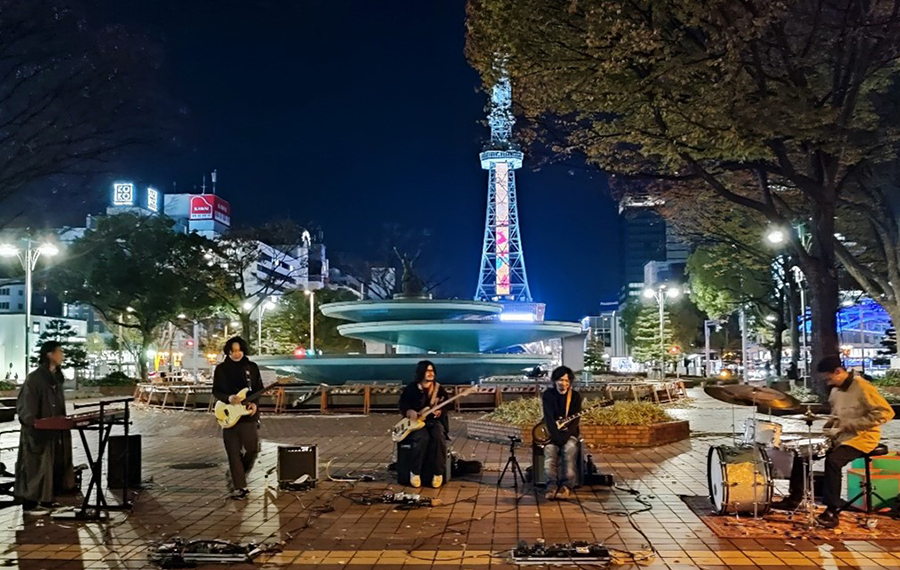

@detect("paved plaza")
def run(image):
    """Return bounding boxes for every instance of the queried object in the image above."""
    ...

[2,388,900,569]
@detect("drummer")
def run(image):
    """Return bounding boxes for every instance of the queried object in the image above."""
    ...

[773,355,894,528]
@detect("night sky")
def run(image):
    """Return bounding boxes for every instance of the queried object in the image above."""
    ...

[73,0,621,320]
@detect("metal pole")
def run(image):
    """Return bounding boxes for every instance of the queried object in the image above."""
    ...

[23,240,33,373]
[800,286,808,386]
[192,321,199,379]
[659,291,665,379]
[859,304,866,374]
[704,320,712,379]
[257,306,263,355]
[309,292,315,353]
[740,306,748,384]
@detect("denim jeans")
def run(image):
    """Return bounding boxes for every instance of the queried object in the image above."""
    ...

[544,437,578,489]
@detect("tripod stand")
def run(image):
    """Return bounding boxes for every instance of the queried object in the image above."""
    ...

[498,435,526,491]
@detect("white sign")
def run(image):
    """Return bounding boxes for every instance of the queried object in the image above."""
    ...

[113,183,134,206]
[147,187,159,212]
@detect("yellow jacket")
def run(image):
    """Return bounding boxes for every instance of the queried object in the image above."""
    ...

[829,373,894,453]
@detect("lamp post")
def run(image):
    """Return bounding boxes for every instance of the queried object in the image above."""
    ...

[0,239,59,373]
[703,319,720,378]
[767,223,811,386]
[256,297,277,354]
[305,290,315,353]
[643,284,681,379]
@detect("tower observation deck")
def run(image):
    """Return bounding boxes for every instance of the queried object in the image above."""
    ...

[474,66,532,304]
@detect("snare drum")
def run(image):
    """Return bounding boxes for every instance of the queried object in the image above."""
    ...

[707,445,773,515]
[781,436,832,460]
[741,418,783,448]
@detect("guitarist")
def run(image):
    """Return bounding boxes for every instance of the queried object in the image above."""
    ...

[212,336,263,500]
[399,360,449,489]
[541,366,582,501]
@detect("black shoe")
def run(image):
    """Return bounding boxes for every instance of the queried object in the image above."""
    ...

[816,508,840,529]
[230,488,249,500]
[772,497,802,511]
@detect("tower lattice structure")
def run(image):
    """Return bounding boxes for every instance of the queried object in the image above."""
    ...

[474,68,532,303]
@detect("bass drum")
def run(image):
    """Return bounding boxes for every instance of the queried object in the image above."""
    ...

[707,445,773,515]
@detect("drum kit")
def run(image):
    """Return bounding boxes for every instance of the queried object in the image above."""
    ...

[705,385,834,527]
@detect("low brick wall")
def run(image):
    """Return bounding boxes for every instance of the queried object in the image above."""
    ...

[466,417,689,448]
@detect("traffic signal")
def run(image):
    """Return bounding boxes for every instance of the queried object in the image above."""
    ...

[669,346,681,355]
[293,346,306,358]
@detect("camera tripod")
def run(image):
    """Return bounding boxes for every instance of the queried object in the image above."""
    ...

[498,435,526,491]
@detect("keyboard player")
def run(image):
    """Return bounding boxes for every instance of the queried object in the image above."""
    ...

[14,341,75,512]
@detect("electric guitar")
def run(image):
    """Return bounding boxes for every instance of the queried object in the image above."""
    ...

[391,386,478,442]
[532,398,614,446]
[213,373,280,429]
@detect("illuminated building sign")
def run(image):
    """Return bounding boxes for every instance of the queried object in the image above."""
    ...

[112,183,134,206]
[147,187,159,212]
[494,162,510,296]
[190,194,231,226]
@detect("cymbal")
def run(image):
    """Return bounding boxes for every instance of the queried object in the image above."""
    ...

[704,384,802,411]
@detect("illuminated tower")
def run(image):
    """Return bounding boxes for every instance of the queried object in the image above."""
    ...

[474,66,532,304]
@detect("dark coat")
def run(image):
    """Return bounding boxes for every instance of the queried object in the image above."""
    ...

[15,365,75,502]
[212,357,264,424]
[541,388,583,447]
[399,381,450,437]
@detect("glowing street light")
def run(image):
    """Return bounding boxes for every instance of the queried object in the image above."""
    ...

[0,239,60,374]
[304,290,316,354]
[257,296,278,354]
[766,228,786,244]
[643,283,683,379]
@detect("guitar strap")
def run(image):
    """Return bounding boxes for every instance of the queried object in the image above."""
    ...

[564,389,572,419]
[428,382,441,407]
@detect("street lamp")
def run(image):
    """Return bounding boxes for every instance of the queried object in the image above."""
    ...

[0,239,59,374]
[305,290,316,354]
[257,297,277,354]
[642,284,681,379]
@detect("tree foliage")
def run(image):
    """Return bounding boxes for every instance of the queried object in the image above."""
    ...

[630,305,678,367]
[30,319,88,372]
[50,214,221,380]
[583,334,607,372]
[262,288,365,355]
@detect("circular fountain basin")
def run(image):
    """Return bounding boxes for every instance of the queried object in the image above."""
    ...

[255,353,548,384]
[337,320,584,353]
[321,299,502,322]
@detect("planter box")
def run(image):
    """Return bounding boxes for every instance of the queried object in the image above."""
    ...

[466,417,690,448]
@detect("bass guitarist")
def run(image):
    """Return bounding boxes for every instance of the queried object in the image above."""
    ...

[399,360,449,489]
[541,366,582,501]
[212,336,263,500]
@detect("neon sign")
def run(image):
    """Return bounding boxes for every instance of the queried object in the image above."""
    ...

[494,162,510,296]
[112,183,134,206]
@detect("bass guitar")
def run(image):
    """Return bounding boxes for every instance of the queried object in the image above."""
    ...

[214,375,281,429]
[391,386,478,442]
[532,398,614,446]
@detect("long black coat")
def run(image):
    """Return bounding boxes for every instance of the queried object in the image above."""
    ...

[15,365,75,502]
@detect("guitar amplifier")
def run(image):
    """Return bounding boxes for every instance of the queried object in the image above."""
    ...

[107,434,141,488]
[277,445,318,484]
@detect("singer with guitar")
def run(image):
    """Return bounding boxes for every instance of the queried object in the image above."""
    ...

[541,366,581,501]
[398,360,449,489]
[212,337,263,500]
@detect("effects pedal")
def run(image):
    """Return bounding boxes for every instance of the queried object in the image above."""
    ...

[511,539,611,565]
[279,474,316,492]
[381,491,435,508]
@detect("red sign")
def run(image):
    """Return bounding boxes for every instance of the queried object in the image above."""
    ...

[189,195,231,226]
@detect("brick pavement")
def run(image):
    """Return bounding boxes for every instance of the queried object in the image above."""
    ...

[1,389,900,569]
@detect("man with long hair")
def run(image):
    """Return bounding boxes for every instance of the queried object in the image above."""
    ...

[399,360,449,488]
[15,341,75,513]
[212,336,264,500]
[541,365,582,501]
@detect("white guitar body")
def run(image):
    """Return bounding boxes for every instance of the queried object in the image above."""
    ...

[390,386,477,442]
[214,388,254,429]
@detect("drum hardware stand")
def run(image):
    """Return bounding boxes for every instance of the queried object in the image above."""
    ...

[498,435,526,492]
[791,405,818,529]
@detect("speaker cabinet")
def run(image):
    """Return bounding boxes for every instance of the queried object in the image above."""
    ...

[107,434,141,488]
[277,445,318,483]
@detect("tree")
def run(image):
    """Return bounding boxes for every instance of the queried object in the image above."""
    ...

[630,305,678,370]
[0,1,167,220]
[583,334,607,373]
[874,328,897,367]
[467,0,900,396]
[200,220,310,350]
[29,320,88,383]
[50,214,221,380]
[263,288,365,355]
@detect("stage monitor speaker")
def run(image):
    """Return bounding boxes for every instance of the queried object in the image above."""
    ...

[107,434,141,488]
[277,445,318,483]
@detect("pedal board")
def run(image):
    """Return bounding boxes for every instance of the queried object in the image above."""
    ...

[512,540,611,565]
[382,491,434,508]
[278,474,316,492]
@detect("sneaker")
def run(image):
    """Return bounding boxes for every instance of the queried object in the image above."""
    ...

[410,473,421,488]
[544,486,558,501]
[772,496,802,511]
[23,503,50,515]
[816,508,840,529]
[557,486,572,501]
[432,475,443,489]
[230,488,249,500]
